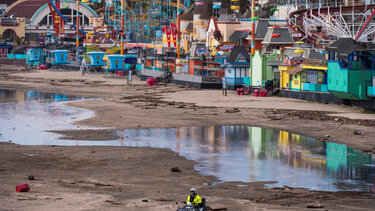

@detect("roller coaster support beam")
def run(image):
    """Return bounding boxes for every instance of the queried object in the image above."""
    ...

[355,8,375,41]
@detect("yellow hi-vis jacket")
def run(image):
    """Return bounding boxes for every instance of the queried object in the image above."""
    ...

[187,193,202,206]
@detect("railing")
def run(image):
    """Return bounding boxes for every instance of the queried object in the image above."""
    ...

[266,79,280,96]
[302,83,328,93]
[285,1,366,10]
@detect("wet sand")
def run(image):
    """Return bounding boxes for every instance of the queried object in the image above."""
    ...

[1,68,375,210]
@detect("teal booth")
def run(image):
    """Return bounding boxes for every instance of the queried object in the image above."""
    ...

[26,48,42,66]
[87,51,105,67]
[52,50,70,65]
[105,54,126,71]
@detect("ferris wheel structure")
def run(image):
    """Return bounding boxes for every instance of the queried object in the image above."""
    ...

[287,1,375,45]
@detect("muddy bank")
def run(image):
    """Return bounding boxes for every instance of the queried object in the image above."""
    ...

[1,68,375,210]
[1,142,375,211]
[1,70,374,152]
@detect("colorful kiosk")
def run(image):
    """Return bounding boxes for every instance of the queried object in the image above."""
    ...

[103,54,126,78]
[87,51,106,72]
[51,50,70,70]
[26,48,43,66]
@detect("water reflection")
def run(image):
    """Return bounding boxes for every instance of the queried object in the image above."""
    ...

[0,89,95,145]
[108,126,374,192]
[0,89,374,192]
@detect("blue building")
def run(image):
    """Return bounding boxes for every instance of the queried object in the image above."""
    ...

[223,46,250,90]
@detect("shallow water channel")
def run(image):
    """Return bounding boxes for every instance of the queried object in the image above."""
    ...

[0,89,374,192]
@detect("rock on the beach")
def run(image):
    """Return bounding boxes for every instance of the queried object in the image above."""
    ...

[225,108,240,113]
[353,130,361,135]
[306,201,323,208]
[171,167,182,172]
[27,175,35,180]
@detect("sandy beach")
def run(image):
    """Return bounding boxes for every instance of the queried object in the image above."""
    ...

[1,67,375,210]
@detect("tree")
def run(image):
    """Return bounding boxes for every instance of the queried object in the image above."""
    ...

[14,36,25,47]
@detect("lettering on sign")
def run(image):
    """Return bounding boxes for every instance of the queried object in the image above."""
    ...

[216,42,238,52]
[196,48,208,56]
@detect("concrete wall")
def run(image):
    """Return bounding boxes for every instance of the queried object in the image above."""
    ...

[280,90,375,111]
[173,73,202,83]
[217,22,241,42]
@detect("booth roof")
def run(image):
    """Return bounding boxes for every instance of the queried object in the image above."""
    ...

[326,38,367,60]
[230,31,249,40]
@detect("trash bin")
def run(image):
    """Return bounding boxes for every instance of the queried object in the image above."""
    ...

[152,77,158,85]
[259,90,264,97]
[253,89,259,97]
[263,89,268,97]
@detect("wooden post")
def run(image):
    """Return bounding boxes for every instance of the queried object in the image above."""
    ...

[222,77,227,96]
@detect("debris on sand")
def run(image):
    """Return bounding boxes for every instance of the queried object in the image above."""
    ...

[306,201,323,208]
[27,175,35,180]
[255,198,265,203]
[225,108,240,113]
[210,207,227,211]
[171,167,182,172]
[353,130,361,135]
[177,105,185,109]
[273,185,293,190]
[16,184,30,192]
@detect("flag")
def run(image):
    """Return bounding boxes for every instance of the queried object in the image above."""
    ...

[166,25,171,48]
[170,23,177,48]
[162,26,168,47]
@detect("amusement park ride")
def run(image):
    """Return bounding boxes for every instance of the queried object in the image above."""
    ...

[43,0,375,51]
[287,1,375,45]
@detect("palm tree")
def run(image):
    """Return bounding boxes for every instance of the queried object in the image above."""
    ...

[14,36,25,47]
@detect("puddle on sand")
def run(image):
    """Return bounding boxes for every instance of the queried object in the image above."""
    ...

[0,89,374,192]
[0,89,95,145]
